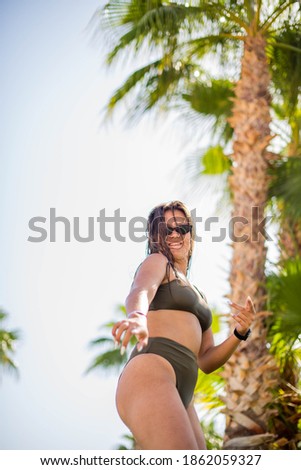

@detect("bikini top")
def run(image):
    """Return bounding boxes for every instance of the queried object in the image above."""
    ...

[148,278,212,332]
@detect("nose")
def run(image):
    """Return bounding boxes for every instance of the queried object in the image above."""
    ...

[168,228,181,239]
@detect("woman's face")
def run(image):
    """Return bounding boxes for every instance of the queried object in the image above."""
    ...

[164,209,192,263]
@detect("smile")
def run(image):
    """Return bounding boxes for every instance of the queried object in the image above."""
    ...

[168,241,183,249]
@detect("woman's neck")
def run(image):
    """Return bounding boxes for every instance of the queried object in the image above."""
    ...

[174,260,188,277]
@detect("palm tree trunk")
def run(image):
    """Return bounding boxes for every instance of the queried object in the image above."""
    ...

[223,34,280,449]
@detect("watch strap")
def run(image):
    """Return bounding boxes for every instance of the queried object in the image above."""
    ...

[234,328,251,341]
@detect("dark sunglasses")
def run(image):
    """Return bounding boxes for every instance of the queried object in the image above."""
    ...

[165,224,192,236]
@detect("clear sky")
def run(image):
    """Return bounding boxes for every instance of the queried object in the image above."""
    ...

[0,0,246,450]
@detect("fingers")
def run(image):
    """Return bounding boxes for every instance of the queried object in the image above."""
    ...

[111,321,124,338]
[246,295,255,313]
[228,297,256,315]
[112,320,130,344]
[228,296,256,333]
[227,299,244,312]
[112,320,131,348]
[112,319,148,355]
[231,310,250,331]
[136,335,148,351]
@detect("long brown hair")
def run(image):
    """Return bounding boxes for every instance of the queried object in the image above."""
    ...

[146,200,195,275]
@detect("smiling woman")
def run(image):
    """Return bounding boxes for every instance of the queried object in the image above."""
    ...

[146,201,195,273]
[112,201,256,450]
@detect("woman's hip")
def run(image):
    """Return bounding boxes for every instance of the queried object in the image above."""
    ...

[124,337,198,408]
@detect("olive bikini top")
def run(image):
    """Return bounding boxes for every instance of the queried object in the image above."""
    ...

[149,278,212,332]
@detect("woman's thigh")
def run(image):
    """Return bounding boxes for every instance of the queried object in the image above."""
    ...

[186,400,207,450]
[116,353,199,450]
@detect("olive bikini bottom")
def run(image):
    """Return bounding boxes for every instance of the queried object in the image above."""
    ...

[128,337,198,408]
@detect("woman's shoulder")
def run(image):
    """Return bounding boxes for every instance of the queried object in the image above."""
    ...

[146,252,169,263]
[133,253,169,277]
[138,252,169,271]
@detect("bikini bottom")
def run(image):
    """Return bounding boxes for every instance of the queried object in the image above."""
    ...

[128,336,198,408]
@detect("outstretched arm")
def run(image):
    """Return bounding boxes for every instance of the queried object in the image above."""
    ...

[198,297,255,374]
[112,253,168,353]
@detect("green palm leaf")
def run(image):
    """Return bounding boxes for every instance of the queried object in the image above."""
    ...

[182,78,234,142]
[85,347,127,373]
[201,145,232,174]
[0,309,20,379]
[266,258,301,369]
[105,59,161,113]
[268,23,301,116]
[194,310,225,419]
[85,305,137,374]
[115,433,136,450]
[269,157,301,219]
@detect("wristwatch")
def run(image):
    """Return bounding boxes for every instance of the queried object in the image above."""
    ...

[234,328,251,341]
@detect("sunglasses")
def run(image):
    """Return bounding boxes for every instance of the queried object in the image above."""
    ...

[165,224,192,236]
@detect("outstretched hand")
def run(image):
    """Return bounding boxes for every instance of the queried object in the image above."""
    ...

[112,314,148,355]
[228,296,256,335]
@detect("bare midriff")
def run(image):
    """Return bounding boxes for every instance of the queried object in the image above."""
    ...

[146,310,202,357]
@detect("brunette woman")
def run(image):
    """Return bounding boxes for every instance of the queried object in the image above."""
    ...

[112,201,255,450]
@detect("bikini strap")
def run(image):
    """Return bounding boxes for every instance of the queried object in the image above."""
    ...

[166,259,179,280]
[193,285,208,303]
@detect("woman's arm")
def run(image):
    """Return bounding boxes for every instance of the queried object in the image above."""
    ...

[198,297,255,374]
[124,253,167,315]
[112,253,168,353]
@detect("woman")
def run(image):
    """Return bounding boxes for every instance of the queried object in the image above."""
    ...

[112,201,255,450]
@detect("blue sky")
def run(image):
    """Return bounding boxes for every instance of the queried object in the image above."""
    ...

[0,0,238,450]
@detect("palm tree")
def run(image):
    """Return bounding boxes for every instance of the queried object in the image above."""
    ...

[188,106,301,448]
[91,0,301,448]
[0,309,20,380]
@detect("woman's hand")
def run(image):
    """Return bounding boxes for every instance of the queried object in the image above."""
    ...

[112,313,149,355]
[228,296,256,335]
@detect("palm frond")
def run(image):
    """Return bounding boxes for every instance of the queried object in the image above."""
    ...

[93,0,251,75]
[182,78,234,142]
[105,59,161,113]
[85,348,129,374]
[261,0,300,34]
[88,337,115,346]
[268,23,301,116]
[85,305,137,375]
[201,145,232,174]
[0,308,20,379]
[186,33,243,62]
[269,157,301,220]
[266,257,301,370]
[96,1,212,64]
[104,58,199,123]
[194,310,225,416]
[115,433,136,450]
[104,4,190,65]
[180,144,231,213]
[201,420,223,450]
[0,356,19,378]
[194,369,225,413]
